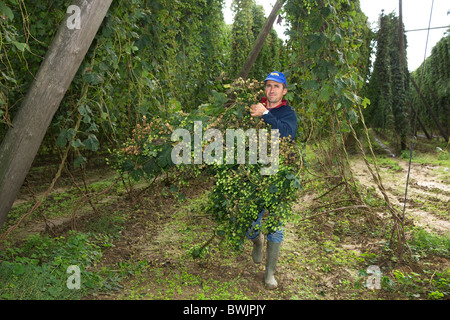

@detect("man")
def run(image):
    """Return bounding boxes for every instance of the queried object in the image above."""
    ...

[250,72,297,141]
[248,71,297,289]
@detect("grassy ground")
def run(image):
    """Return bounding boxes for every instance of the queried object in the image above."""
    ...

[0,135,449,301]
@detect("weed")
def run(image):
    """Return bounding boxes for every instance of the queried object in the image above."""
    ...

[400,150,415,160]
[374,156,403,171]
[0,231,121,299]
[409,228,450,258]
[428,290,444,300]
[437,152,450,161]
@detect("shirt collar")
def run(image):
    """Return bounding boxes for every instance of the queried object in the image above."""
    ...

[261,97,288,110]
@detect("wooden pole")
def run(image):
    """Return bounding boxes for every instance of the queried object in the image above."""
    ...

[237,0,285,80]
[0,0,112,229]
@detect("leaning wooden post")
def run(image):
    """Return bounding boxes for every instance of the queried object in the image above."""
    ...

[0,0,112,229]
[237,0,285,80]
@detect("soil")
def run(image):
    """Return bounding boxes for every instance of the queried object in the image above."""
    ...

[351,157,450,236]
[93,152,448,300]
[1,142,449,300]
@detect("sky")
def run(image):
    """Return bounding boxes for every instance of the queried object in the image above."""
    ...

[223,0,450,72]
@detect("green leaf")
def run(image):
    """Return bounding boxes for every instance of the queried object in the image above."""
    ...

[268,184,278,194]
[177,193,186,201]
[122,160,135,172]
[309,34,323,52]
[1,71,17,84]
[321,5,332,17]
[87,122,98,132]
[285,92,294,101]
[0,1,14,20]
[57,129,68,147]
[74,156,87,168]
[333,32,343,45]
[82,115,91,124]
[157,145,173,168]
[292,179,302,191]
[78,105,87,116]
[11,41,30,52]
[168,98,182,113]
[83,134,99,151]
[82,73,103,85]
[143,159,158,176]
[347,109,358,123]
[318,85,334,102]
[130,168,144,181]
[286,173,296,180]
[362,97,371,109]
[71,139,84,149]
[15,264,25,275]
[303,80,320,91]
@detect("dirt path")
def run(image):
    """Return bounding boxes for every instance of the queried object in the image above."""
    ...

[101,188,282,300]
[350,157,450,236]
[95,176,384,300]
[4,153,448,300]
[89,153,449,300]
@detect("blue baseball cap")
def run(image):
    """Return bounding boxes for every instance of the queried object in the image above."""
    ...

[264,71,287,87]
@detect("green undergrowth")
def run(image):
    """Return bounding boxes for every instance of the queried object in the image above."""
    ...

[0,172,131,300]
[115,189,258,300]
[0,230,125,299]
[1,151,449,300]
[367,156,402,172]
[116,168,449,300]
[286,155,450,300]
[2,172,121,232]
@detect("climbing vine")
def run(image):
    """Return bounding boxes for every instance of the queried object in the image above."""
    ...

[0,0,417,260]
[365,11,409,150]
[0,0,230,169]
[410,31,449,137]
[284,1,410,257]
[284,0,372,168]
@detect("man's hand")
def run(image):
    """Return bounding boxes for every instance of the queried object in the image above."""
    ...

[250,103,266,117]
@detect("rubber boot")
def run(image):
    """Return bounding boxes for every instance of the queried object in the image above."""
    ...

[251,232,264,264]
[264,241,281,289]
